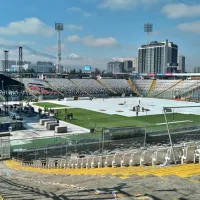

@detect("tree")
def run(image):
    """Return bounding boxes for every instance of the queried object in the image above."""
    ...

[95,68,101,76]
[70,69,76,74]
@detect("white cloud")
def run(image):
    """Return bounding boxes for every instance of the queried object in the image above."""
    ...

[66,7,92,16]
[65,24,83,31]
[67,35,81,42]
[162,3,200,18]
[98,0,158,10]
[112,57,135,62]
[66,35,118,47]
[0,17,54,37]
[66,53,83,60]
[0,38,35,48]
[178,21,200,33]
[45,44,67,53]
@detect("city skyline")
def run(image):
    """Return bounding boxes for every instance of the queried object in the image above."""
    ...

[0,0,199,70]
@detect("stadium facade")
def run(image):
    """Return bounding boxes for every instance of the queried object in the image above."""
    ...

[138,39,178,74]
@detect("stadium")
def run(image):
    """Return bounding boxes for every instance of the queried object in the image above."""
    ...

[1,71,200,199]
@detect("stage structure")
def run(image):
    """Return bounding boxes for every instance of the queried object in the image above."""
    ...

[55,22,64,74]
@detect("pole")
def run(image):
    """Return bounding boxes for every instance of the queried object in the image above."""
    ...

[143,127,147,148]
[163,107,176,164]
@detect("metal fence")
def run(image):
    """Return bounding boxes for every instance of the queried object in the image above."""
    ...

[10,121,200,162]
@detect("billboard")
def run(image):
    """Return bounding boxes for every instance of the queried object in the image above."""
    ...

[84,65,91,71]
[156,73,164,76]
[164,73,172,76]
[148,73,156,76]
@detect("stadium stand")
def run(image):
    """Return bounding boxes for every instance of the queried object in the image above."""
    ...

[20,141,200,170]
[71,79,107,96]
[134,80,152,97]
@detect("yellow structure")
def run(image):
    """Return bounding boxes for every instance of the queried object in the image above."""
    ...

[4,160,200,179]
[96,79,117,94]
[127,78,140,96]
[154,79,183,98]
[147,79,157,97]
[44,79,64,97]
[25,87,38,100]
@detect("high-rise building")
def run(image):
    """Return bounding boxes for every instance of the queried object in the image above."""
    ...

[138,40,178,73]
[107,61,124,73]
[132,58,138,73]
[193,67,200,73]
[123,60,133,72]
[178,55,185,73]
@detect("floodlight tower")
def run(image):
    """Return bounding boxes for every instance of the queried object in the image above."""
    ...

[55,23,64,74]
[4,50,9,76]
[144,23,153,72]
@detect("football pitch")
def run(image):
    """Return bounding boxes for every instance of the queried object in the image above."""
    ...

[55,108,200,130]
[13,99,200,150]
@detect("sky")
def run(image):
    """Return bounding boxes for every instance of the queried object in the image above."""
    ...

[0,0,199,71]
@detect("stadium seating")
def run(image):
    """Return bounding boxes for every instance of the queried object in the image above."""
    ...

[181,146,197,164]
[134,80,152,96]
[140,149,154,166]
[121,153,132,167]
[72,79,107,95]
[17,140,200,172]
[86,157,93,168]
[101,79,132,94]
[112,154,124,167]
[165,146,183,164]
[104,154,114,167]
[81,157,87,168]
[129,151,142,166]
[152,148,168,165]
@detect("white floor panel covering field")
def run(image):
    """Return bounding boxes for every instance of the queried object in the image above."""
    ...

[50,97,200,117]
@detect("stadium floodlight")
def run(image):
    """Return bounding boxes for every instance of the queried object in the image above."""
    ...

[55,23,64,74]
[55,23,64,31]
[144,23,153,35]
[144,23,153,72]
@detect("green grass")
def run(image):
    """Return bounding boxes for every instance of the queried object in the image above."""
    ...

[11,136,67,150]
[56,108,200,131]
[33,102,68,108]
[12,107,200,150]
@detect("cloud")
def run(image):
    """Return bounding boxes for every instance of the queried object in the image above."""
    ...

[67,35,81,42]
[0,17,54,37]
[66,53,83,60]
[65,24,83,31]
[0,38,35,49]
[66,7,92,16]
[162,3,200,18]
[98,0,158,10]
[66,35,118,47]
[112,57,135,62]
[45,44,67,53]
[178,21,200,33]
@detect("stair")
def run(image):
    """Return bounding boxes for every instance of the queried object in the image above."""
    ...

[154,79,184,98]
[179,84,200,99]
[127,78,140,96]
[44,79,64,97]
[70,80,92,96]
[147,79,157,97]
[96,79,117,94]
[25,87,38,100]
